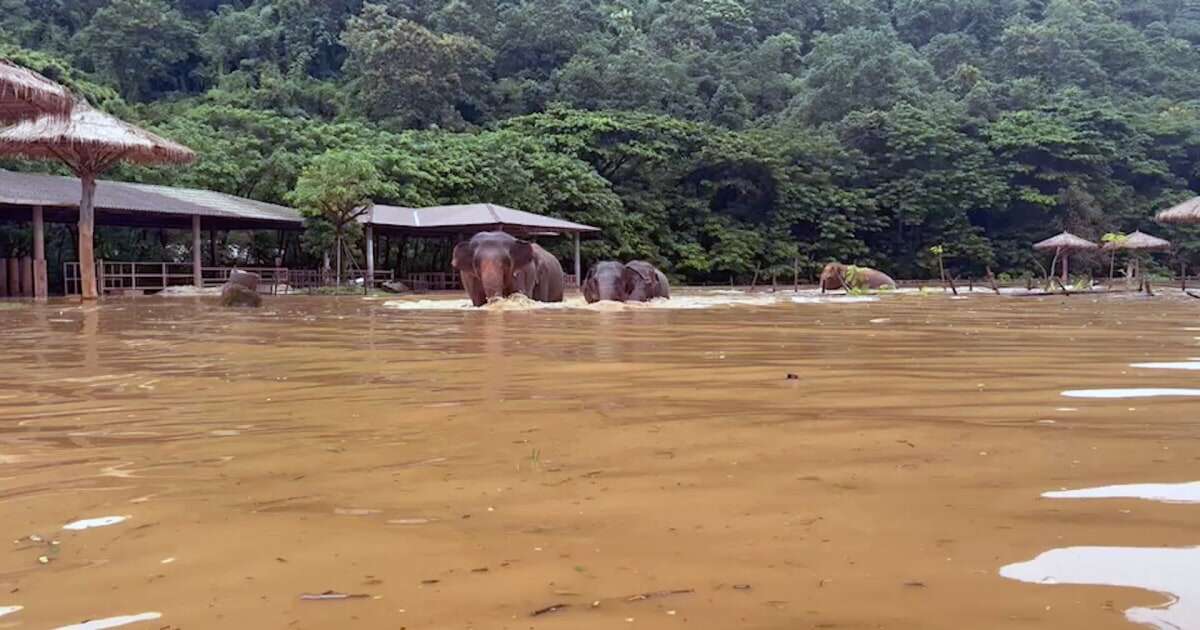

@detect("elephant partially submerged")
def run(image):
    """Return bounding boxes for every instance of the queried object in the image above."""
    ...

[452,231,564,307]
[819,262,896,293]
[582,260,670,303]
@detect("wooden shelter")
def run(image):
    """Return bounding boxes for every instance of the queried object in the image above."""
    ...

[1033,231,1097,284]
[0,60,72,124]
[0,101,194,299]
[360,203,601,288]
[0,169,299,295]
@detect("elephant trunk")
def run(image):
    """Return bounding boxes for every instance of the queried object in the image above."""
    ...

[479,259,508,301]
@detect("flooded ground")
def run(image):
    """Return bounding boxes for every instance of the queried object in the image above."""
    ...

[1,288,1198,629]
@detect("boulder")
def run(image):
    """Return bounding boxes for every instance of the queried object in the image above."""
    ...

[380,280,411,294]
[220,270,262,307]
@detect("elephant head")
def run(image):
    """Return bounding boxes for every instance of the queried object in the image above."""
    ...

[819,262,847,292]
[582,261,633,303]
[453,231,537,306]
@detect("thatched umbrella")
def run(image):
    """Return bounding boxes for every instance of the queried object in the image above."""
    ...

[1155,197,1200,225]
[1033,231,1098,284]
[1102,230,1170,290]
[0,60,73,124]
[0,101,194,299]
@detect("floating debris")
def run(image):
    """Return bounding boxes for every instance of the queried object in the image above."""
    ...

[62,516,129,531]
[785,373,799,380]
[52,612,162,629]
[300,591,370,601]
[625,588,694,602]
[530,603,569,617]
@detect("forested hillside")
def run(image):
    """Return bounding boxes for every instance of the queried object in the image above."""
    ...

[5,0,1200,280]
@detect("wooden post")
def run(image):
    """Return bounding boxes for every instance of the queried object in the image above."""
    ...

[366,224,375,290]
[79,173,98,300]
[20,256,33,297]
[7,258,20,297]
[793,256,800,292]
[574,232,581,284]
[32,205,47,299]
[192,215,203,287]
[0,258,7,297]
[96,258,105,295]
[209,229,218,266]
[1182,261,1188,291]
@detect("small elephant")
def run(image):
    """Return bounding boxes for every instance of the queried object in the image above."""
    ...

[582,260,670,303]
[452,231,564,307]
[819,262,896,293]
[220,269,262,307]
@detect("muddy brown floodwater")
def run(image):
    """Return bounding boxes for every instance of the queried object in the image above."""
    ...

[1,289,1199,629]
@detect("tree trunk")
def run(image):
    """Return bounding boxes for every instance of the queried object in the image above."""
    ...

[79,173,98,300]
[336,232,342,290]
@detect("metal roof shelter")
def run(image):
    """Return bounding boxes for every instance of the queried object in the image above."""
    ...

[0,169,301,230]
[359,203,600,284]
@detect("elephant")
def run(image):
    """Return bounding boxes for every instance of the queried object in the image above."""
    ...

[582,260,670,303]
[452,231,565,307]
[819,262,896,293]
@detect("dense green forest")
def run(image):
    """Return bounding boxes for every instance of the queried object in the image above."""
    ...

[5,0,1200,282]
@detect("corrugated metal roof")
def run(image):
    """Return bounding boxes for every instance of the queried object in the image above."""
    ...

[364,203,599,234]
[0,169,300,224]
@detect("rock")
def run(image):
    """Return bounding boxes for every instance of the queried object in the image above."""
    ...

[220,270,262,307]
[380,280,411,294]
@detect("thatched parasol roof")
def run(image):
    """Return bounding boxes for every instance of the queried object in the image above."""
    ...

[1033,231,1098,252]
[0,100,193,172]
[0,60,73,124]
[1155,196,1200,225]
[1102,230,1171,252]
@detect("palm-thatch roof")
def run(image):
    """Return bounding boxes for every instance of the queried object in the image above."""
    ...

[0,100,193,172]
[1033,231,1098,252]
[0,60,73,124]
[1155,196,1200,225]
[1102,230,1171,252]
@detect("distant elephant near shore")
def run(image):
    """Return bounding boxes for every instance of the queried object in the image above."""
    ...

[819,262,896,293]
[452,231,564,307]
[583,260,670,303]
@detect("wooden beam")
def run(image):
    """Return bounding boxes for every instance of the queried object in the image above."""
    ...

[32,205,46,299]
[192,215,202,287]
[365,224,375,289]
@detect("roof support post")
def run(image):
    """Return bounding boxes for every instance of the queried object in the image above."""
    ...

[365,224,375,290]
[32,205,47,300]
[192,215,202,288]
[574,232,581,286]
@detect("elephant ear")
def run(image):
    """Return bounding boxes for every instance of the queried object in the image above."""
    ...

[451,241,472,271]
[511,241,536,270]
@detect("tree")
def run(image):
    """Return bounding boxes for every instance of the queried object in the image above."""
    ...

[287,150,397,287]
[341,3,492,128]
[75,0,199,100]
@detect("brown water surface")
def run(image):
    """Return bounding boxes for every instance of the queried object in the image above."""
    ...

[1,290,1198,629]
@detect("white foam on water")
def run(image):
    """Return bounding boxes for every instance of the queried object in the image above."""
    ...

[383,293,780,311]
[790,295,880,304]
[1000,546,1200,630]
[1061,388,1200,399]
[1043,481,1200,504]
[53,612,162,630]
[62,515,129,531]
[0,606,22,618]
[1131,362,1200,371]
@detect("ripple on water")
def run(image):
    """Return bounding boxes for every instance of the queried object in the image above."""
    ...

[0,606,22,618]
[53,612,163,630]
[1043,481,1200,504]
[1061,388,1200,399]
[1001,546,1200,630]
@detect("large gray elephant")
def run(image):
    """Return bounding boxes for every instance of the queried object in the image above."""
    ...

[582,260,670,303]
[819,262,896,293]
[452,231,565,307]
